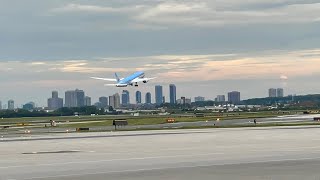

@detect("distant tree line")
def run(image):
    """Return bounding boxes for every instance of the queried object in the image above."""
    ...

[242,94,320,107]
[0,106,115,118]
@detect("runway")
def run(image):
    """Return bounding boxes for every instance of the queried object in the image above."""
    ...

[1,126,320,179]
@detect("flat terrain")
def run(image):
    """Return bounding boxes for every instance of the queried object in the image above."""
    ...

[2,126,320,179]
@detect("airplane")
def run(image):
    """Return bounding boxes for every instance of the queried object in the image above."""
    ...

[90,71,155,87]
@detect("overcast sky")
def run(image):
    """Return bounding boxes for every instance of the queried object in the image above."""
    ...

[0,0,320,107]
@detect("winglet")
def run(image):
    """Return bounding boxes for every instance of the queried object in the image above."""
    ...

[115,73,120,83]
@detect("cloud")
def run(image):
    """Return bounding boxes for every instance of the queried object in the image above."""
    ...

[3,48,318,83]
[52,3,145,14]
[49,1,320,28]
[134,1,320,27]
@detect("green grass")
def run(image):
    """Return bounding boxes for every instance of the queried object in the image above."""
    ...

[0,111,306,128]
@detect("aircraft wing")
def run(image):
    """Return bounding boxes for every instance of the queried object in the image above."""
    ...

[104,84,128,87]
[90,77,118,82]
[131,77,156,83]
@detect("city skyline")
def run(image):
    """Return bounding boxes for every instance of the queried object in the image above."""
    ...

[0,1,319,106]
[0,85,301,108]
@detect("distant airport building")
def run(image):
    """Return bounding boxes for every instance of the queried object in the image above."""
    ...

[121,90,130,106]
[99,96,108,108]
[268,88,277,97]
[216,95,225,102]
[155,85,163,105]
[169,84,177,104]
[48,91,63,110]
[195,96,205,102]
[145,92,152,104]
[277,88,284,97]
[65,89,85,107]
[228,91,241,104]
[84,96,91,106]
[8,100,14,110]
[136,91,142,104]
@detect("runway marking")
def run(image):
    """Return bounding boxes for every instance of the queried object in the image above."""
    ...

[0,152,224,169]
[21,156,320,180]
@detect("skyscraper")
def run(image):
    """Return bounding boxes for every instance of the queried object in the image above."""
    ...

[75,89,85,107]
[121,90,130,106]
[65,89,85,107]
[48,91,63,110]
[277,88,284,97]
[8,100,14,110]
[136,91,142,104]
[169,84,176,104]
[145,92,152,104]
[114,93,121,108]
[65,90,76,107]
[109,95,115,108]
[99,96,108,108]
[0,101,2,110]
[228,91,241,104]
[155,85,163,105]
[268,88,277,97]
[216,95,225,102]
[84,96,91,106]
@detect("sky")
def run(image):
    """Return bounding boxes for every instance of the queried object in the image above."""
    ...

[0,0,320,107]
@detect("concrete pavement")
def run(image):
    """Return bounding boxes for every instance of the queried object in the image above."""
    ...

[1,126,320,179]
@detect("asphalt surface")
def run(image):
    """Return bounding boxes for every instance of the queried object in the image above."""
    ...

[0,114,317,138]
[2,126,320,179]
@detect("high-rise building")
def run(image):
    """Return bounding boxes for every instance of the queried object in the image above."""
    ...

[84,96,91,106]
[65,90,76,107]
[121,90,130,106]
[216,95,225,102]
[145,92,152,104]
[228,91,241,104]
[169,84,176,104]
[75,89,85,107]
[181,97,186,105]
[8,100,14,110]
[65,89,85,107]
[277,88,284,97]
[155,85,163,105]
[109,93,121,109]
[109,96,115,108]
[48,91,63,110]
[0,101,2,110]
[194,96,205,102]
[136,91,142,104]
[99,96,108,108]
[268,88,277,97]
[114,93,121,108]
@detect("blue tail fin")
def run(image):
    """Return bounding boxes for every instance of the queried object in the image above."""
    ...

[115,73,120,83]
